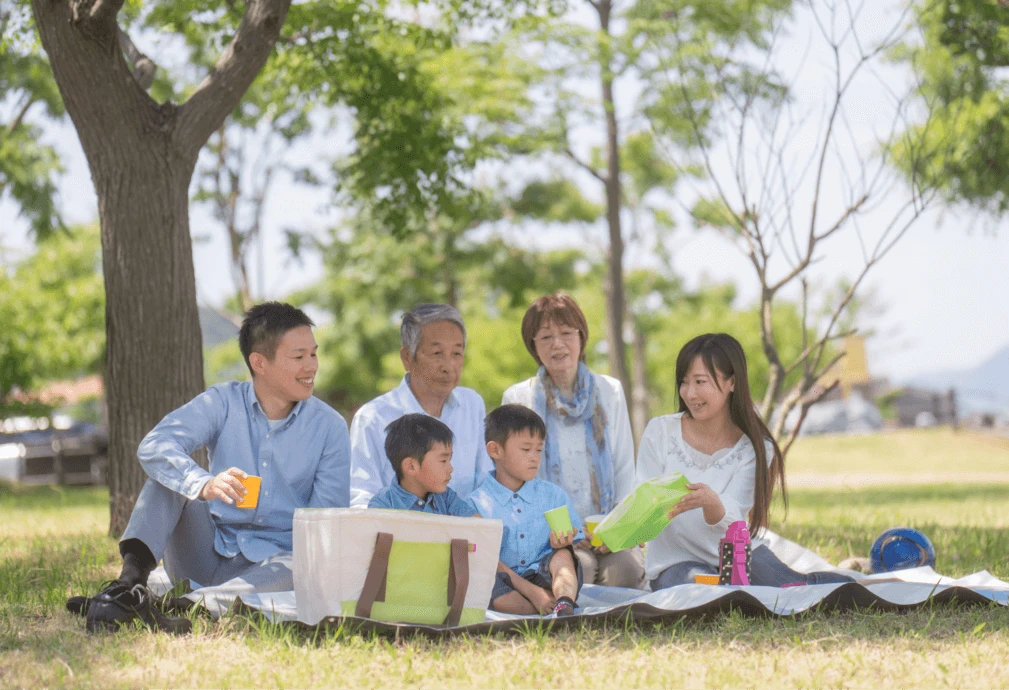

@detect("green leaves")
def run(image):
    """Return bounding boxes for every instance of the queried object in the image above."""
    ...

[0,14,65,239]
[893,0,1009,215]
[0,226,105,399]
[511,179,602,223]
[691,197,743,232]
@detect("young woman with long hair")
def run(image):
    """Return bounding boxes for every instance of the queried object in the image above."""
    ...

[637,333,853,589]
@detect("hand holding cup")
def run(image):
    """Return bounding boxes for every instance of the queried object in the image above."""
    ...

[544,505,577,549]
[549,528,577,549]
[200,467,249,505]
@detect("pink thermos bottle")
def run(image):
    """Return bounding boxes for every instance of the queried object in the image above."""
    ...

[719,520,752,585]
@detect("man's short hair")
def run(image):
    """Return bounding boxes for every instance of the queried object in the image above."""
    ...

[239,302,315,376]
[384,413,454,482]
[485,404,546,448]
[400,304,467,359]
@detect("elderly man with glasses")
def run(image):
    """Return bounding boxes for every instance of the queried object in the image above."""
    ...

[349,303,493,507]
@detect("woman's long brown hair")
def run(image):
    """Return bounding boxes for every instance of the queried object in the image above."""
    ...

[675,333,786,534]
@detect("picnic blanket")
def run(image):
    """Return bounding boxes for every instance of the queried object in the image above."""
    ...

[147,531,1009,634]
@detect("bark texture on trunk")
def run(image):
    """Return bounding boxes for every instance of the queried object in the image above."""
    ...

[595,0,632,423]
[31,0,292,536]
[630,318,649,445]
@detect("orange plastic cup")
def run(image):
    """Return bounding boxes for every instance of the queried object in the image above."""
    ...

[235,475,261,509]
[694,574,720,585]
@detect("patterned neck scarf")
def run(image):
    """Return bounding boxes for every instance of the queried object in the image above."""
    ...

[532,362,615,514]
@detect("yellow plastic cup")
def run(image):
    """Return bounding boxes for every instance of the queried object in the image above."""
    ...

[585,514,605,548]
[235,475,261,509]
[543,505,573,535]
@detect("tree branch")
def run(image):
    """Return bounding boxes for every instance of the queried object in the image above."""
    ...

[176,0,293,159]
[117,29,156,90]
[7,97,36,135]
[779,378,840,457]
[68,0,124,51]
[563,147,607,185]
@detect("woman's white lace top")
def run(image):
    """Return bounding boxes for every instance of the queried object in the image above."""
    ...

[635,412,773,580]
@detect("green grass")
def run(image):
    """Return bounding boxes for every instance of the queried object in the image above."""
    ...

[2,474,1009,688]
[786,427,1009,476]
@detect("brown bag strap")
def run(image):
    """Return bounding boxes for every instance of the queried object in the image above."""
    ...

[443,538,470,627]
[355,532,393,618]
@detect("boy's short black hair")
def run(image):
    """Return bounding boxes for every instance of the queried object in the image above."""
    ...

[484,404,546,448]
[384,413,454,482]
[239,302,315,376]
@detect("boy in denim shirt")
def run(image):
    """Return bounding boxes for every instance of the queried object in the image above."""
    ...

[368,414,478,517]
[470,404,583,616]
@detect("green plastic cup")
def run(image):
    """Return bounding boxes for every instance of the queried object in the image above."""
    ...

[543,505,573,534]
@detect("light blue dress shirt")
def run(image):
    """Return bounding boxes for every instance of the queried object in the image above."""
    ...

[136,381,350,563]
[368,480,478,517]
[349,376,494,506]
[469,473,584,576]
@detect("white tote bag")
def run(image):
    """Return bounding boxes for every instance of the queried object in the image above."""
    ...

[293,508,503,626]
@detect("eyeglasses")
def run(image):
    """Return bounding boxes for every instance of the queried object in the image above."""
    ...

[535,330,581,344]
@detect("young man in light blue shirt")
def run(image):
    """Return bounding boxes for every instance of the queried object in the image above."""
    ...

[470,404,584,617]
[74,302,351,634]
[368,414,477,516]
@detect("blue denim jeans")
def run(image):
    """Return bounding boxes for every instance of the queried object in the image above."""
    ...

[650,545,855,590]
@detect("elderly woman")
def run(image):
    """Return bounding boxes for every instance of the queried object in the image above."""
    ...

[502,293,646,589]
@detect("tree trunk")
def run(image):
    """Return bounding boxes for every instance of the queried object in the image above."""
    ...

[630,316,649,446]
[32,0,292,536]
[595,0,632,421]
[101,163,206,535]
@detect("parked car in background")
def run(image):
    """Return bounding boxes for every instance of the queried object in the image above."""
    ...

[0,415,108,486]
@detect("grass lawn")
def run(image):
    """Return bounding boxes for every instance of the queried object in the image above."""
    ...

[786,427,1009,477]
[2,475,1008,689]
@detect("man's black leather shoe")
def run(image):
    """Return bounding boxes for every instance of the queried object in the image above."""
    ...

[85,581,192,635]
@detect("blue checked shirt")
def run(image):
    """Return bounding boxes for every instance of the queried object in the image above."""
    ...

[136,381,350,562]
[469,473,584,576]
[368,480,478,517]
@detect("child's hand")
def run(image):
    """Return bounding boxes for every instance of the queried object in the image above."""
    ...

[549,528,576,549]
[526,587,556,615]
[667,483,726,526]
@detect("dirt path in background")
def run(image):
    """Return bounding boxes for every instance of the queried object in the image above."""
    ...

[788,472,1009,487]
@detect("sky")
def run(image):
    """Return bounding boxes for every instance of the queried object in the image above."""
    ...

[2,0,1008,385]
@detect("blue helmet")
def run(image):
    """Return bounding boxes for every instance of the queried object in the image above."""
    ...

[870,528,936,573]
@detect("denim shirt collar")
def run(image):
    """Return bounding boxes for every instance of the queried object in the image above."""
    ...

[389,479,432,509]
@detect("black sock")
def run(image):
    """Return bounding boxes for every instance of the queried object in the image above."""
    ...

[118,539,156,587]
[556,596,576,608]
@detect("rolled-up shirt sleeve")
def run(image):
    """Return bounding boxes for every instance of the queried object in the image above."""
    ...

[136,388,227,500]
[307,413,351,508]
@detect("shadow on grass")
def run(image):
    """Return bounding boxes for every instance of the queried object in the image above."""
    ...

[0,531,118,610]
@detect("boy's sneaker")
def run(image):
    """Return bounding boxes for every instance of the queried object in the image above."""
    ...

[85,581,192,635]
[552,599,575,617]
